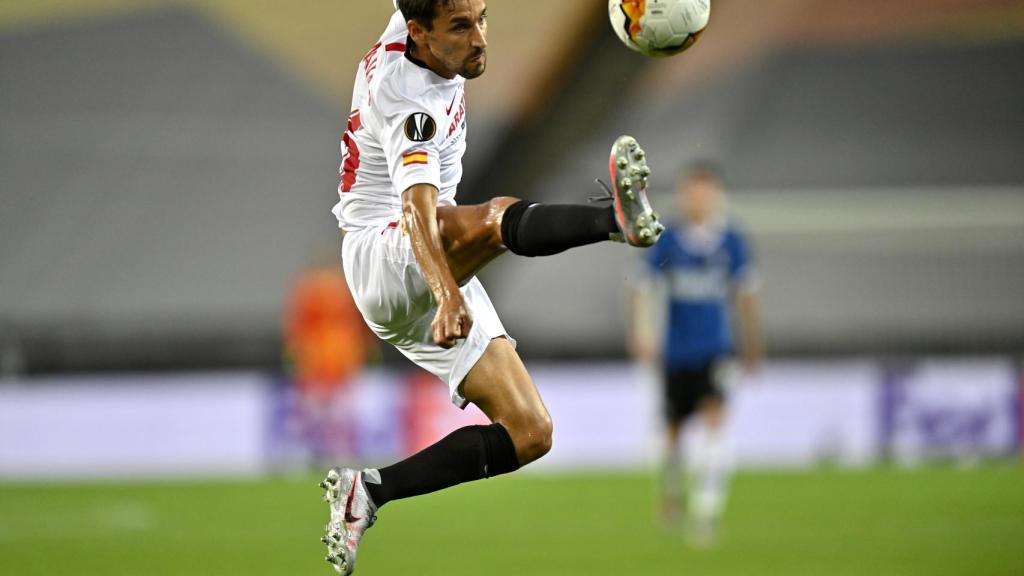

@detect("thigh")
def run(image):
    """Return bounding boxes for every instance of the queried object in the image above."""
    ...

[436,197,519,284]
[663,367,702,424]
[458,337,549,430]
[342,226,432,334]
[698,394,725,429]
[698,360,728,428]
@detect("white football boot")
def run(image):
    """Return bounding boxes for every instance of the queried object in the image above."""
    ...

[320,468,378,575]
[595,135,664,247]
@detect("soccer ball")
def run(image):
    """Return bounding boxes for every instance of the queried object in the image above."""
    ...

[609,0,710,57]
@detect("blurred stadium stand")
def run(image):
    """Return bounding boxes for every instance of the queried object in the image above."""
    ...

[0,7,343,371]
[1,0,1022,374]
[484,0,1024,359]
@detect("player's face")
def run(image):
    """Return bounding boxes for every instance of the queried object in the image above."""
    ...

[423,0,488,79]
[679,174,721,224]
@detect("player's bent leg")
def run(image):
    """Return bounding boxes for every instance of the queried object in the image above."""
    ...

[459,337,553,465]
[317,344,549,575]
[323,342,542,518]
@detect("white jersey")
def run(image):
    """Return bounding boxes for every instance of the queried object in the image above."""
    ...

[332,10,468,232]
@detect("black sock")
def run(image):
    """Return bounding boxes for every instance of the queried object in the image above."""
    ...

[364,423,519,508]
[500,200,618,257]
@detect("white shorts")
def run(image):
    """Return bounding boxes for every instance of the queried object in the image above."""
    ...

[341,222,514,408]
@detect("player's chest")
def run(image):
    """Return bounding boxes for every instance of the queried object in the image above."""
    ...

[667,241,731,272]
[665,245,730,298]
[440,87,468,147]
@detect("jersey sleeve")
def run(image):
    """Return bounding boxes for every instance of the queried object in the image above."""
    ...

[728,226,759,293]
[378,82,446,197]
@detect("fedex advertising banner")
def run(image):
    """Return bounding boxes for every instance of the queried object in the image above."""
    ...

[880,359,1020,463]
[0,359,1020,479]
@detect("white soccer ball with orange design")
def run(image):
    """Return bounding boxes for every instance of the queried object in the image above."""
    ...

[609,0,710,57]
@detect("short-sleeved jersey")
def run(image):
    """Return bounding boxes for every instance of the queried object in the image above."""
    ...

[644,216,756,369]
[332,9,469,231]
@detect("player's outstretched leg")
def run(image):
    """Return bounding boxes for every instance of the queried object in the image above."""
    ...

[602,135,665,246]
[437,135,664,284]
[496,135,664,255]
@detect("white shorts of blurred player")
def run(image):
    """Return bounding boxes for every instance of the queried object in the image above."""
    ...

[342,221,514,408]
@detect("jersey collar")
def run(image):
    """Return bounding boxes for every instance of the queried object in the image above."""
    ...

[679,214,728,253]
[404,39,431,70]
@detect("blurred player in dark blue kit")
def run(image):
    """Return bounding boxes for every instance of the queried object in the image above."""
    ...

[630,161,762,544]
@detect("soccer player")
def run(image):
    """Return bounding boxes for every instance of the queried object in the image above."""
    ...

[321,1,664,573]
[629,161,762,544]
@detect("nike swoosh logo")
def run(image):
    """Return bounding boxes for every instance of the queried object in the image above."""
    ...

[446,89,461,115]
[343,473,362,523]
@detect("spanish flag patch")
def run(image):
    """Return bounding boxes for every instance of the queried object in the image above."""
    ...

[402,151,429,166]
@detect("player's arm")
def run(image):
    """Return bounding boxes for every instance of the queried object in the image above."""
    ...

[376,77,462,347]
[734,289,762,374]
[729,230,762,374]
[402,183,472,348]
[628,283,658,361]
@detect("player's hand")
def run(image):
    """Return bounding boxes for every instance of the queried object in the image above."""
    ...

[742,354,762,385]
[432,294,473,348]
[630,337,658,362]
[743,354,761,376]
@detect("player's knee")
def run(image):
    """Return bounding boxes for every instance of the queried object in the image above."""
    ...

[701,397,725,428]
[488,196,520,214]
[487,196,520,245]
[511,409,553,464]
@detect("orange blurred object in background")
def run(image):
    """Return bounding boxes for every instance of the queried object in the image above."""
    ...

[284,267,374,397]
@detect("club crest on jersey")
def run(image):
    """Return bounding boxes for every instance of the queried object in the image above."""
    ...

[404,113,436,142]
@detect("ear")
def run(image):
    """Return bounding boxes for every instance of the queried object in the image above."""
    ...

[406,20,429,45]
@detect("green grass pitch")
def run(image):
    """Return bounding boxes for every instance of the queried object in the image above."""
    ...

[1,464,1022,575]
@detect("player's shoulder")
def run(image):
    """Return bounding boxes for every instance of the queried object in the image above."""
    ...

[659,221,683,242]
[378,63,438,105]
[650,221,681,256]
[722,215,750,242]
[719,216,753,259]
[375,56,454,122]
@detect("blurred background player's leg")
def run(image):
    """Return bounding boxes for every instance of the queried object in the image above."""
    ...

[660,419,684,528]
[688,394,731,546]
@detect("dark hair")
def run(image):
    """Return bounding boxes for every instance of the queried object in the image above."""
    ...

[397,0,455,31]
[680,159,724,182]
